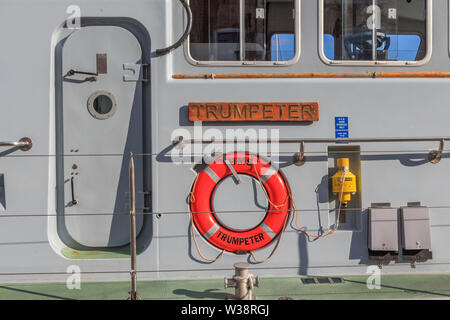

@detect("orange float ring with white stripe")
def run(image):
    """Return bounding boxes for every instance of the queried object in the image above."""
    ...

[190,153,291,253]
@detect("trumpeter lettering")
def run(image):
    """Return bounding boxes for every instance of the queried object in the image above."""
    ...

[189,102,319,122]
[226,157,257,166]
[216,230,265,246]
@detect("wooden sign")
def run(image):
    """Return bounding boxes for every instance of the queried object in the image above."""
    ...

[189,102,319,122]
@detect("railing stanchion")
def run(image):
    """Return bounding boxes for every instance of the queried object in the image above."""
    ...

[129,152,139,300]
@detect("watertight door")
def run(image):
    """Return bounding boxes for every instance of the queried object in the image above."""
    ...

[60,26,145,248]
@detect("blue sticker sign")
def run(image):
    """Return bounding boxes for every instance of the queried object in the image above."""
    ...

[335,130,349,139]
[335,117,349,130]
[335,117,349,139]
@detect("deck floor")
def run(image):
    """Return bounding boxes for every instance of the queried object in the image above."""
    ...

[1,274,450,300]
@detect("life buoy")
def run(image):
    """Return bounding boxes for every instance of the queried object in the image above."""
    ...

[190,152,291,253]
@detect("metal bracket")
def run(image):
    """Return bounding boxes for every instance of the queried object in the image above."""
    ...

[428,138,444,164]
[293,141,306,166]
[18,137,32,152]
[371,203,392,208]
[172,136,186,151]
[123,63,149,82]
[225,159,241,185]
[70,177,78,206]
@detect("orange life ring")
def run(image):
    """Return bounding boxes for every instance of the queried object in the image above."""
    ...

[190,152,291,253]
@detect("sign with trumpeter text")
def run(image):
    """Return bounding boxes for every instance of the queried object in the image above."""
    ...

[188,102,319,122]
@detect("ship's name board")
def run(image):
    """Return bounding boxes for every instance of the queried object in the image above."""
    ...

[188,102,319,122]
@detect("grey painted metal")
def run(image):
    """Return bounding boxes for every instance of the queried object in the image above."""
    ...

[368,208,399,252]
[401,207,432,250]
[2,0,450,284]
[60,24,145,247]
[213,175,267,231]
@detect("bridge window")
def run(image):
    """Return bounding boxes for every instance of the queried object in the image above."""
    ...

[271,34,295,61]
[187,0,299,65]
[320,0,431,65]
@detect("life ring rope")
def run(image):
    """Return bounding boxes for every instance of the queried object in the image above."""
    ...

[247,161,291,263]
[190,208,225,262]
[252,161,289,209]
[292,171,348,239]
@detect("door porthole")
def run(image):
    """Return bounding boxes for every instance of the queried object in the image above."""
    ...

[87,91,117,120]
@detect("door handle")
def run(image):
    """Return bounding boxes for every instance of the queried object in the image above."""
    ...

[70,177,78,206]
[67,69,97,82]
[0,137,32,151]
[68,69,97,76]
[67,53,107,81]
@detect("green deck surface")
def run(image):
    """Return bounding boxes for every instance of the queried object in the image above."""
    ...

[0,274,450,300]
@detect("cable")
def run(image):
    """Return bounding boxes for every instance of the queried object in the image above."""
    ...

[154,0,192,57]
[249,161,291,263]
[292,170,348,239]
[188,174,225,263]
[6,205,450,217]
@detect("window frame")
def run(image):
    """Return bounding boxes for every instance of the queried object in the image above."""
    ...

[318,0,432,66]
[184,0,301,67]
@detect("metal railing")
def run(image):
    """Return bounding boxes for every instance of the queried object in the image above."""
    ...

[0,137,32,151]
[173,136,447,165]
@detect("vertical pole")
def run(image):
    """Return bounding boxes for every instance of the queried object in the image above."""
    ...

[129,153,138,300]
[372,0,377,61]
[240,0,245,61]
[276,34,279,61]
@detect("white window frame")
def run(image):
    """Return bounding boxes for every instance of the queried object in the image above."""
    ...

[184,0,301,67]
[318,0,432,66]
[448,0,450,58]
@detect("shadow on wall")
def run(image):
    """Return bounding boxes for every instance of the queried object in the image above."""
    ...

[298,231,309,276]
[109,57,146,247]
[173,288,228,300]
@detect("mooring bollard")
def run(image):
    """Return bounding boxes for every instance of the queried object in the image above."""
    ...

[224,262,259,300]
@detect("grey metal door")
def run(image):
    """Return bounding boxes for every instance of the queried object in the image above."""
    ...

[61,26,145,248]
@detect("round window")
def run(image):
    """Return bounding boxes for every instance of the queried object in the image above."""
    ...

[87,91,117,120]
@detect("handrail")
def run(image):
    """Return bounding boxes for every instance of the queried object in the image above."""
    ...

[174,137,450,144]
[173,71,450,80]
[0,137,32,151]
[173,136,447,165]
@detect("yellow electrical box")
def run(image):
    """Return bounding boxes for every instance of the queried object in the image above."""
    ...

[332,158,357,206]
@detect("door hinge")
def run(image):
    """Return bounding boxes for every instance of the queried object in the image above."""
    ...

[143,190,152,212]
[123,63,149,82]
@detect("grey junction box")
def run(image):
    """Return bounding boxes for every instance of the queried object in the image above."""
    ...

[401,206,431,251]
[368,207,398,252]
